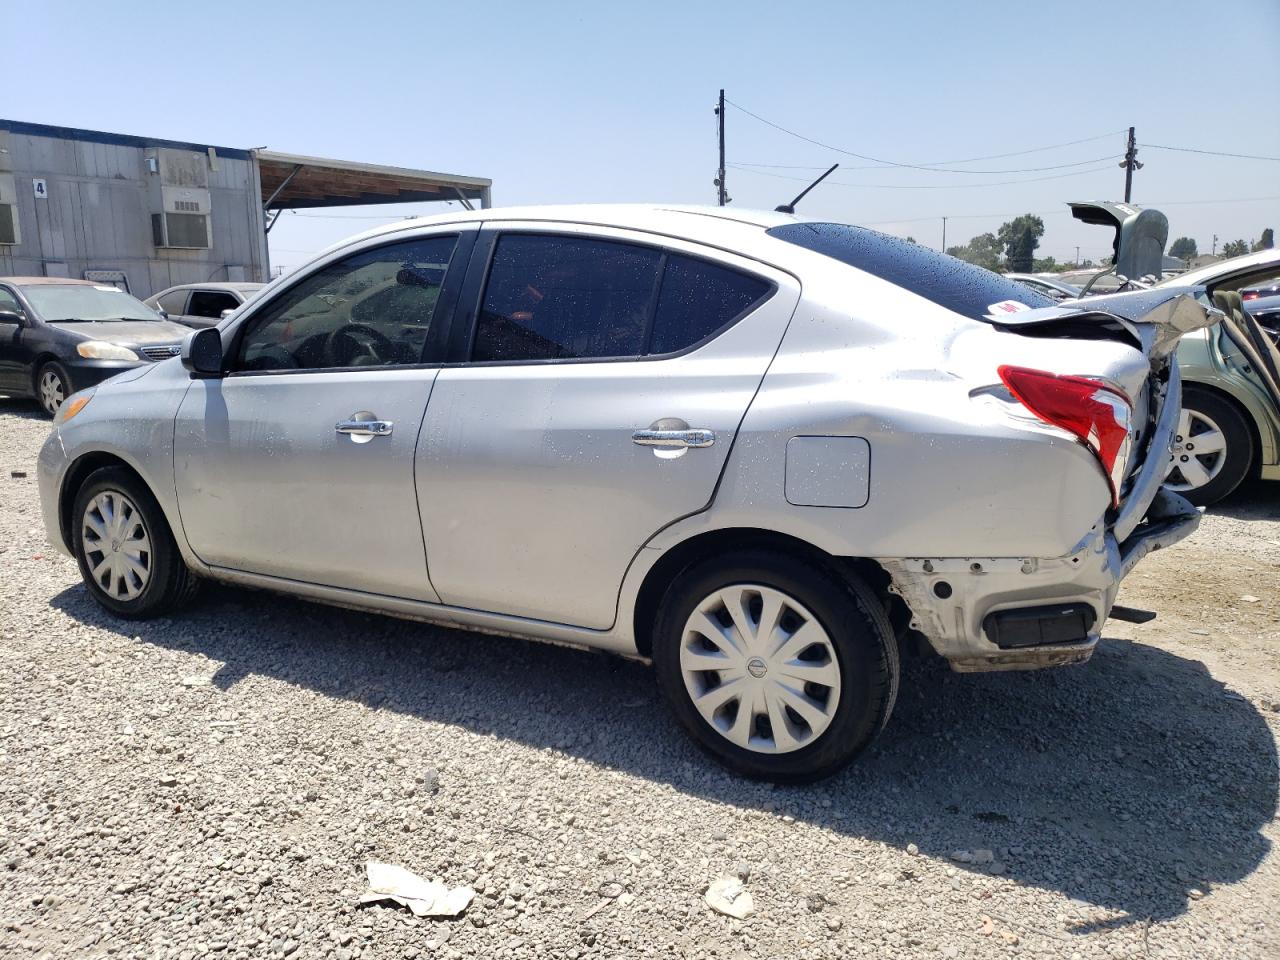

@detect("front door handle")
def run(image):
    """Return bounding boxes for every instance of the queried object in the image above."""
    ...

[336,413,393,443]
[632,427,716,448]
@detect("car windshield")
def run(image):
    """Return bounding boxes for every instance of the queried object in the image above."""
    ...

[767,222,1055,320]
[23,284,162,322]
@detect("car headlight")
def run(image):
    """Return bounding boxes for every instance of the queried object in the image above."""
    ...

[55,390,94,425]
[76,340,139,361]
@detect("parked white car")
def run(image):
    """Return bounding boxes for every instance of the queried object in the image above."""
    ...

[37,205,1213,780]
[144,281,265,329]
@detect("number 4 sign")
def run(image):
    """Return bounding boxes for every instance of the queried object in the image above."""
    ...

[33,178,47,199]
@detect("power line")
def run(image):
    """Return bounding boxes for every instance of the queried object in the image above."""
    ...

[726,162,1117,189]
[1143,144,1280,162]
[731,154,1122,174]
[724,98,1126,174]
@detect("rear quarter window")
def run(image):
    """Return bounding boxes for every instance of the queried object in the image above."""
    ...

[767,222,1054,320]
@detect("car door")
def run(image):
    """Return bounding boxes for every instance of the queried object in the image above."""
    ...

[0,285,27,391]
[173,227,475,600]
[416,225,801,629]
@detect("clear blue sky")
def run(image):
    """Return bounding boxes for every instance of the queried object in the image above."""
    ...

[10,0,1280,271]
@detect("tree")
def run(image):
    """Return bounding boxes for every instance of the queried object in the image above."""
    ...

[904,236,917,244]
[946,233,1003,271]
[1169,236,1198,261]
[1032,256,1058,272]
[1221,239,1250,258]
[1253,228,1274,251]
[997,214,1045,273]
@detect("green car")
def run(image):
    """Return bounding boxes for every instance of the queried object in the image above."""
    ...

[1157,249,1280,505]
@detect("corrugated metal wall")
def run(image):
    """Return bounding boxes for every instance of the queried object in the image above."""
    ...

[0,126,267,299]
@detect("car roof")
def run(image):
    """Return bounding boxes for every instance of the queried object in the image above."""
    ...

[1,276,103,287]
[1159,248,1280,288]
[331,204,805,251]
[154,281,265,293]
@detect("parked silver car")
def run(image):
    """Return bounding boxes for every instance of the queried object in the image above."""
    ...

[144,281,266,329]
[36,206,1214,780]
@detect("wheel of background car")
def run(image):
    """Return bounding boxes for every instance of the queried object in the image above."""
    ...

[325,323,396,367]
[71,466,200,619]
[35,361,70,417]
[652,549,899,782]
[1164,388,1253,506]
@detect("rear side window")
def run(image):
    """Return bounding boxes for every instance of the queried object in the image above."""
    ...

[472,236,773,362]
[188,290,240,319]
[650,256,771,355]
[474,235,662,361]
[767,222,1054,320]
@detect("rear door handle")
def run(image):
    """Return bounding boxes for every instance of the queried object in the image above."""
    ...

[632,428,715,448]
[336,417,393,437]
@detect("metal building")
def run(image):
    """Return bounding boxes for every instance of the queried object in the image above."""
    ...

[0,119,491,299]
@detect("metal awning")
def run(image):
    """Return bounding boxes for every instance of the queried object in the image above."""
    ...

[255,150,491,211]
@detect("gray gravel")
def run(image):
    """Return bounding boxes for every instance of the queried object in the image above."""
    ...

[2,397,1278,959]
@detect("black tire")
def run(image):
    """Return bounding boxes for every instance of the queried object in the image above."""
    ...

[71,466,200,619]
[35,361,71,418]
[652,549,899,782]
[1170,388,1253,507]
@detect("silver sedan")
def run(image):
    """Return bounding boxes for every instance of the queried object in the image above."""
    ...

[37,205,1213,780]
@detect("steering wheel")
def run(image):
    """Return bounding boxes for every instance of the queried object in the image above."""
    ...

[325,323,395,367]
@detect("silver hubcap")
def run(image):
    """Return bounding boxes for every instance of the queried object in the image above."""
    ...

[81,492,152,601]
[679,584,842,755]
[39,370,65,413]
[1164,408,1228,492]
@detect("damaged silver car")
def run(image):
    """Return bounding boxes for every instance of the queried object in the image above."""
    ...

[36,205,1215,780]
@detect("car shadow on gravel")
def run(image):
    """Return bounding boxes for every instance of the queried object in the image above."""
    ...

[1202,478,1280,520]
[0,397,48,421]
[52,582,1278,932]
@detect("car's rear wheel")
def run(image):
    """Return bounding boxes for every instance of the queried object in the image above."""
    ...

[71,467,200,619]
[1164,388,1253,506]
[652,550,898,782]
[36,362,70,417]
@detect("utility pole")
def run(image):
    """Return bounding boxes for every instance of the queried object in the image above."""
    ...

[941,216,947,252]
[1212,234,1218,256]
[1075,245,1080,266]
[1119,126,1142,203]
[715,89,727,207]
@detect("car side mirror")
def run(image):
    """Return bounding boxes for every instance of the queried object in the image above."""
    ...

[0,309,24,326]
[220,308,236,320]
[157,308,169,320]
[181,327,224,377]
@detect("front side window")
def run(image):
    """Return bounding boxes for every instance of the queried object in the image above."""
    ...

[0,288,22,317]
[236,235,458,372]
[157,290,189,315]
[471,236,773,362]
[188,290,240,319]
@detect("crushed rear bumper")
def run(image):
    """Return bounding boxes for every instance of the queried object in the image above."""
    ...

[883,491,1200,673]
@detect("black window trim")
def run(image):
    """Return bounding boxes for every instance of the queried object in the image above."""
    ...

[449,226,778,368]
[223,227,477,378]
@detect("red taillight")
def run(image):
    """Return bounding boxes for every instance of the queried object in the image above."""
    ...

[1242,291,1259,301]
[997,365,1134,506]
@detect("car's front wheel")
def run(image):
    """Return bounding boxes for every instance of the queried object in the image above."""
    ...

[1165,388,1253,506]
[36,361,70,417]
[71,467,200,619]
[653,550,899,782]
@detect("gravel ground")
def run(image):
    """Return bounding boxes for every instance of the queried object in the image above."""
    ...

[1,397,1278,960]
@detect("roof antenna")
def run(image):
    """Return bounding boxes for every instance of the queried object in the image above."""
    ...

[775,163,839,214]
